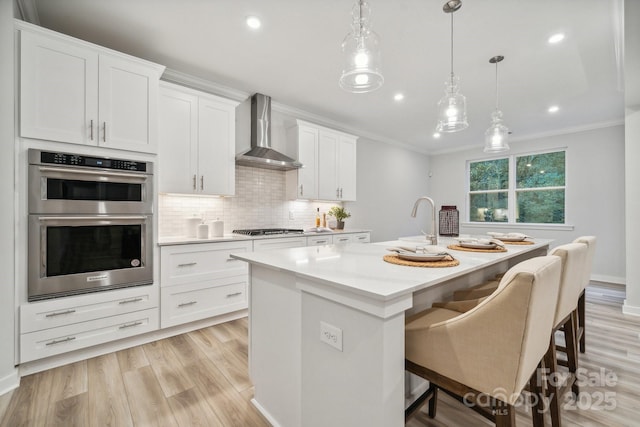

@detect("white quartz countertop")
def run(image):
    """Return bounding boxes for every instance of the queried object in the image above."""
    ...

[231,237,552,301]
[158,229,371,246]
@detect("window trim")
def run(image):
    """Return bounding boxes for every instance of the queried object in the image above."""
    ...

[466,148,568,226]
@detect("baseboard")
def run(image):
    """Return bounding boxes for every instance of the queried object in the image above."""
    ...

[591,274,625,286]
[623,301,640,317]
[251,398,282,427]
[0,368,20,396]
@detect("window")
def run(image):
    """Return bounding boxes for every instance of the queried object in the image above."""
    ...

[468,150,566,224]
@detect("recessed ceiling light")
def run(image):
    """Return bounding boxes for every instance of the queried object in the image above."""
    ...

[393,93,404,101]
[433,132,441,139]
[548,105,560,113]
[246,16,261,29]
[548,33,565,44]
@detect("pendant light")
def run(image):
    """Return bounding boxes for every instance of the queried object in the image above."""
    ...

[339,0,384,93]
[484,55,510,153]
[436,0,468,133]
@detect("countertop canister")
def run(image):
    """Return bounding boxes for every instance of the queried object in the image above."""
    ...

[211,219,224,237]
[186,215,202,238]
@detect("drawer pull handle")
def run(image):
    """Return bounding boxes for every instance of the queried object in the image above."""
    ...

[45,309,76,318]
[358,236,367,240]
[178,301,197,308]
[226,258,240,262]
[315,240,327,244]
[119,321,143,329]
[119,297,143,305]
[177,262,197,267]
[226,292,242,298]
[45,336,76,346]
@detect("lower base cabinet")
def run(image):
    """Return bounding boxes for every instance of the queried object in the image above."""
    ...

[160,276,247,328]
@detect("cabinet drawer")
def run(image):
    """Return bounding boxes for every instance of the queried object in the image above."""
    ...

[161,276,247,328]
[253,237,307,251]
[160,241,252,287]
[20,308,159,363]
[307,235,334,246]
[20,285,159,333]
[352,233,371,243]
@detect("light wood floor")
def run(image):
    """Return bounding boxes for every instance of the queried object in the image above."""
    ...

[1,284,638,427]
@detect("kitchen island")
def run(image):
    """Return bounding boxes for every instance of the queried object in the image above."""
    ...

[231,237,551,427]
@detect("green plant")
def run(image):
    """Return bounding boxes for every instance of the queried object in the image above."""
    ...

[327,206,351,222]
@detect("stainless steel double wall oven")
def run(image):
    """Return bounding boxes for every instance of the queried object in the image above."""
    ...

[28,149,154,301]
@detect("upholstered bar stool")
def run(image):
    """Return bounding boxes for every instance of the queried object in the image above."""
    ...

[405,255,562,427]
[543,242,588,427]
[573,236,596,353]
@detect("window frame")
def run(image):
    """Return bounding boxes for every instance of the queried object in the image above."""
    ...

[466,148,569,227]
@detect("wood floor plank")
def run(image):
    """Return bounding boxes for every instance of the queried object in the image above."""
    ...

[48,360,87,403]
[86,353,133,427]
[183,357,269,427]
[121,365,177,427]
[142,339,195,398]
[115,345,149,373]
[166,333,205,368]
[167,387,225,427]
[44,393,88,427]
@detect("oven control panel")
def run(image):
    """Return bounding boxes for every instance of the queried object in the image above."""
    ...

[37,150,148,172]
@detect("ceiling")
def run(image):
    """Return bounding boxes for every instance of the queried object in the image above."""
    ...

[27,0,625,154]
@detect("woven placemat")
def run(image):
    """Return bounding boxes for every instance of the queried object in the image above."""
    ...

[502,240,535,245]
[383,254,460,268]
[447,244,508,253]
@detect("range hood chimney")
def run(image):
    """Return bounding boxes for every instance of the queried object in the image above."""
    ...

[235,93,302,171]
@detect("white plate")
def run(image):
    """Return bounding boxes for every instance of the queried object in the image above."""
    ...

[396,253,447,262]
[459,242,497,249]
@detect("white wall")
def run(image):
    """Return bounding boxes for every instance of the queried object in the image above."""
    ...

[345,138,430,242]
[428,125,625,283]
[0,0,18,394]
[623,0,640,314]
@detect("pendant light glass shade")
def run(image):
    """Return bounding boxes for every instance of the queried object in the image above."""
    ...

[484,55,510,153]
[339,1,384,93]
[436,0,468,133]
[436,74,468,132]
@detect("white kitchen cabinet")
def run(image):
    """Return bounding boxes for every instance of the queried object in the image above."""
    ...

[19,284,159,363]
[286,121,319,199]
[19,23,164,153]
[318,131,357,201]
[286,120,357,201]
[159,82,238,195]
[159,241,252,328]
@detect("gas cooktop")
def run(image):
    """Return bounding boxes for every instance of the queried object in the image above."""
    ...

[232,228,304,236]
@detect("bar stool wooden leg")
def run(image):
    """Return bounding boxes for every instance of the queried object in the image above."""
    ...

[544,335,563,427]
[529,367,545,427]
[495,400,515,427]
[564,312,580,397]
[578,291,586,353]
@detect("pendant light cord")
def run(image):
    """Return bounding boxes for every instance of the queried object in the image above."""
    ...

[358,0,363,36]
[494,60,499,111]
[450,12,454,84]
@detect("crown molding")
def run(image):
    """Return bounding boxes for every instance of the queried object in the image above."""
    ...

[15,0,39,24]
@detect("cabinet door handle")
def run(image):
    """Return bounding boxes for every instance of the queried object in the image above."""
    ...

[340,188,343,198]
[45,309,76,318]
[336,188,340,198]
[178,301,197,308]
[119,297,143,305]
[90,119,94,141]
[45,336,76,346]
[300,184,303,196]
[119,321,143,329]
[103,122,107,142]
[200,175,204,191]
[177,262,197,267]
[193,174,197,190]
[226,292,242,298]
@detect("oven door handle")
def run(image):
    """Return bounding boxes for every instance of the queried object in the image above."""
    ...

[37,215,149,222]
[37,166,149,181]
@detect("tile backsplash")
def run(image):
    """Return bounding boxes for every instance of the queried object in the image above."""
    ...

[158,166,340,237]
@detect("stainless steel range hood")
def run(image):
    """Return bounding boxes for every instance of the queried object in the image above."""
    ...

[235,93,302,171]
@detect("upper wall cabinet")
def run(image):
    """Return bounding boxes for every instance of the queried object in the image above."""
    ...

[286,120,357,201]
[18,22,165,153]
[158,81,238,196]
